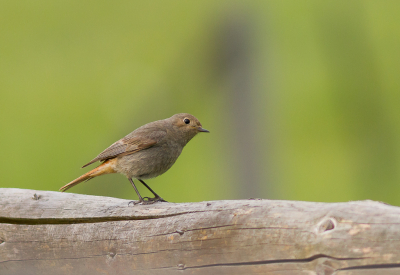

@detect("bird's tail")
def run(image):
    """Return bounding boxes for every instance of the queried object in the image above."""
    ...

[59,158,117,192]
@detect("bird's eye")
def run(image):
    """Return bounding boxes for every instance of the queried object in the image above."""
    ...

[184,118,190,124]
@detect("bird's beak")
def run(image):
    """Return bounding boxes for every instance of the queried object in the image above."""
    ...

[198,127,210,133]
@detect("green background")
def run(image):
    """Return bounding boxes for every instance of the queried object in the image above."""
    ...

[1,1,400,205]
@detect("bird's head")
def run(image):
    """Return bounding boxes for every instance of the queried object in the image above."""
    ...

[169,113,209,145]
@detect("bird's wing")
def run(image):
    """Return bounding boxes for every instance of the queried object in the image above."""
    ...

[82,129,166,168]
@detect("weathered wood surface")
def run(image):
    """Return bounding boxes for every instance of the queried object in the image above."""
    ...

[1,188,400,275]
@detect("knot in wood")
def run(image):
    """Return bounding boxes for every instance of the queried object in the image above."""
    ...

[318,218,336,234]
[32,193,41,200]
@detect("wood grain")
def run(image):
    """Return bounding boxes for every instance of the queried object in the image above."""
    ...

[1,188,400,274]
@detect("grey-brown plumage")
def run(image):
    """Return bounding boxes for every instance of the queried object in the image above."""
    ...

[59,113,209,204]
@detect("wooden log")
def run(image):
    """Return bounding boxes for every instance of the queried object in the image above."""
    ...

[1,188,400,275]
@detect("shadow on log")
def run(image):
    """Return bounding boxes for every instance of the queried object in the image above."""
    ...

[1,188,400,274]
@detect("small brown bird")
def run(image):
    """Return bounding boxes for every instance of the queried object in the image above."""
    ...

[59,113,209,203]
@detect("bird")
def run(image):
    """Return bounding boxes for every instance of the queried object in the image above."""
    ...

[59,113,209,204]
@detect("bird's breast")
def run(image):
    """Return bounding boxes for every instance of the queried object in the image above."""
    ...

[114,142,183,179]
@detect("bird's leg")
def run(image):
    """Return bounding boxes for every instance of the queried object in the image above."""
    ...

[138,179,167,202]
[128,178,146,205]
[128,178,165,205]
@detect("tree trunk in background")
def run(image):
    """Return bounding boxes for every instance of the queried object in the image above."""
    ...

[217,11,271,199]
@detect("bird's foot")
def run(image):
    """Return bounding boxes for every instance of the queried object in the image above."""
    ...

[128,196,167,206]
[143,196,168,203]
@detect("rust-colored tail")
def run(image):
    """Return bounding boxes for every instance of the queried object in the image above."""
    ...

[59,158,117,192]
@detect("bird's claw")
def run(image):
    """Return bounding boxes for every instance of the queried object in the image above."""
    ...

[128,200,139,206]
[136,198,166,205]
[143,196,167,203]
[128,196,167,206]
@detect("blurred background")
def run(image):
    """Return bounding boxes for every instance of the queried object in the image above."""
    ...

[1,1,400,205]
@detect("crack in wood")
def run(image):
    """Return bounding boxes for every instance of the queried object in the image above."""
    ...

[0,253,368,271]
[338,263,400,271]
[146,224,238,237]
[0,254,105,264]
[0,211,203,225]
[183,254,368,270]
